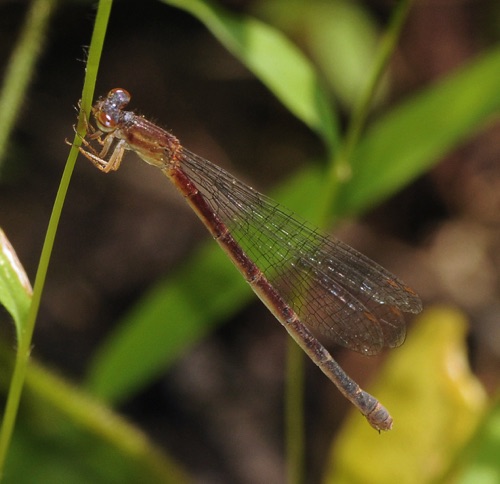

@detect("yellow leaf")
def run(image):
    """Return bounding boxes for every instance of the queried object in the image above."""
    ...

[324,306,487,484]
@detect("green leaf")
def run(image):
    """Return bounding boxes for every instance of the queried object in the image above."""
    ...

[337,46,500,216]
[86,243,249,402]
[0,341,189,484]
[0,228,32,340]
[257,0,388,110]
[455,401,500,484]
[162,0,339,154]
[323,306,486,483]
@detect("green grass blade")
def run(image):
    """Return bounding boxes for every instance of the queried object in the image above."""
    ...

[0,229,32,340]
[0,0,57,171]
[0,0,113,474]
[337,46,500,216]
[163,0,339,155]
[0,339,189,483]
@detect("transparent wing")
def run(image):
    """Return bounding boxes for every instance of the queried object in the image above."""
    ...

[180,148,422,355]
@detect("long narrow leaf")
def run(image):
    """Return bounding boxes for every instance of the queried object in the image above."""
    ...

[163,0,339,155]
[338,47,500,216]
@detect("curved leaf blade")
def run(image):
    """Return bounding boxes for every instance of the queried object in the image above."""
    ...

[163,0,339,154]
[0,229,32,341]
[338,47,500,216]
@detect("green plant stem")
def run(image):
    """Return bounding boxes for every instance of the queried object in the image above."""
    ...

[0,126,78,482]
[0,0,57,169]
[0,0,113,474]
[285,2,414,480]
[320,0,415,224]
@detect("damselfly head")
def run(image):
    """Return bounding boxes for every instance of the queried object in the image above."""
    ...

[94,88,131,133]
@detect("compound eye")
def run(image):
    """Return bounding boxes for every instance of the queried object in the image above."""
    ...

[96,110,118,132]
[108,88,131,108]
